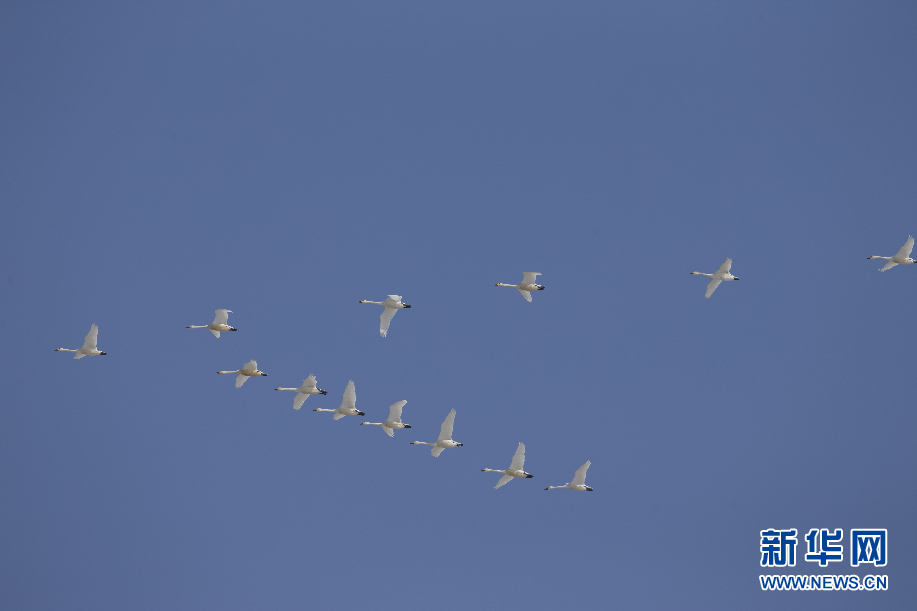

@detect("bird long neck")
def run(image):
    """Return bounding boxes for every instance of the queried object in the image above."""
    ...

[496,283,516,287]
[691,272,713,277]
[360,300,383,305]
[482,468,506,474]
[56,348,77,352]
[545,485,564,490]
[187,325,208,329]
[313,408,336,412]
[362,422,383,426]
[868,256,891,260]
[412,441,433,446]
[217,370,240,375]
[275,388,298,392]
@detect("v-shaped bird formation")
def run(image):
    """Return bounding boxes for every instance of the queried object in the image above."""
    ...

[54,243,914,491]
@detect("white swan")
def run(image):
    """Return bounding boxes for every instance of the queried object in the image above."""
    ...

[359,296,411,337]
[217,360,268,388]
[313,380,364,420]
[496,272,545,302]
[275,374,328,410]
[482,442,534,488]
[690,258,739,298]
[545,461,593,491]
[55,324,107,359]
[361,400,411,436]
[187,309,236,338]
[868,235,915,271]
[411,409,462,456]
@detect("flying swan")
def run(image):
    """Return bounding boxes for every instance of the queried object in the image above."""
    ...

[545,461,593,491]
[275,374,328,409]
[690,258,739,298]
[187,309,237,338]
[361,400,411,436]
[55,324,107,359]
[359,296,411,337]
[217,360,268,388]
[496,272,545,302]
[411,409,462,456]
[868,235,915,271]
[482,442,534,488]
[313,380,364,420]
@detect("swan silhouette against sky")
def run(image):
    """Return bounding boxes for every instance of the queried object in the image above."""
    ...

[482,442,534,488]
[690,258,739,298]
[359,295,411,337]
[217,360,268,388]
[868,235,915,271]
[275,374,327,410]
[313,380,364,420]
[545,461,593,491]
[55,324,107,359]
[187,309,236,338]
[411,408,462,456]
[496,272,545,302]
[361,400,411,436]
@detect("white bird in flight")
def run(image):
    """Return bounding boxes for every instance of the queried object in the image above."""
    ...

[361,400,411,436]
[868,236,915,271]
[482,442,534,488]
[275,374,328,410]
[55,324,107,359]
[313,380,365,420]
[691,258,740,298]
[187,309,237,338]
[411,409,462,456]
[545,461,593,491]
[359,295,411,337]
[217,360,268,388]
[496,272,545,302]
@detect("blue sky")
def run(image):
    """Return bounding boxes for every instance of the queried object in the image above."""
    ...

[1,2,915,609]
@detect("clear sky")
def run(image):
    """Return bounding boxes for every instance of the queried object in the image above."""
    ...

[1,2,915,609]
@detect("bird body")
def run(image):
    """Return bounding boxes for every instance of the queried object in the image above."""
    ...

[275,374,328,409]
[361,400,411,436]
[187,309,236,338]
[359,295,411,337]
[482,442,534,488]
[690,258,739,298]
[217,360,268,387]
[313,380,364,419]
[56,324,107,359]
[868,236,915,271]
[411,409,462,456]
[545,461,593,491]
[496,272,545,302]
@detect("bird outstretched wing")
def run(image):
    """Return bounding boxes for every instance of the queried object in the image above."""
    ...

[437,409,456,441]
[705,278,722,298]
[333,412,346,420]
[431,446,445,457]
[572,461,591,486]
[509,442,526,471]
[382,426,394,437]
[716,258,732,275]
[880,260,899,272]
[896,236,914,259]
[302,374,317,389]
[241,360,257,373]
[380,307,398,337]
[235,374,248,388]
[82,324,99,350]
[210,330,221,338]
[388,400,407,422]
[341,380,356,410]
[212,309,231,326]
[495,474,514,489]
[517,288,533,302]
[293,393,309,410]
[522,272,541,285]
